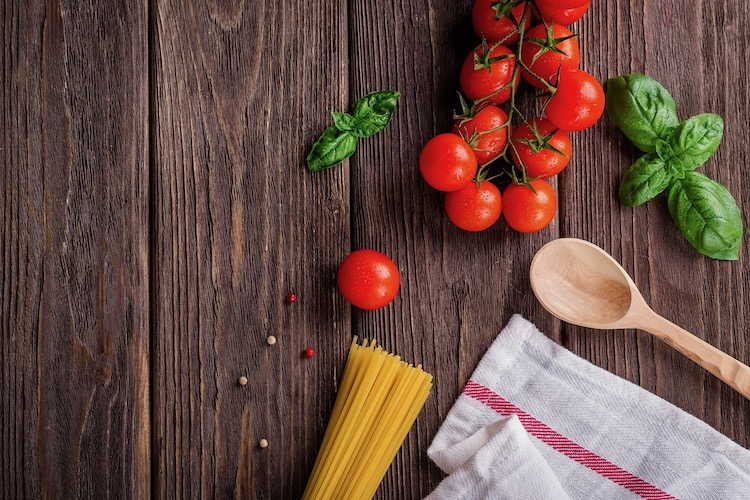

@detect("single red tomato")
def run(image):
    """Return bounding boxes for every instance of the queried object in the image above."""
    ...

[544,69,604,132]
[472,0,531,45]
[511,118,571,178]
[520,23,579,88]
[536,0,589,9]
[534,0,590,26]
[337,249,400,310]
[419,134,478,192]
[451,105,510,164]
[445,181,503,232]
[460,43,519,105]
[502,179,557,232]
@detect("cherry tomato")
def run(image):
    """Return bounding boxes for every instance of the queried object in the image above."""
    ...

[520,23,579,89]
[536,0,588,9]
[337,249,400,310]
[472,0,531,45]
[544,69,604,132]
[419,134,478,192]
[451,105,509,164]
[511,118,571,178]
[460,43,519,105]
[534,0,590,26]
[445,181,503,232]
[502,179,557,233]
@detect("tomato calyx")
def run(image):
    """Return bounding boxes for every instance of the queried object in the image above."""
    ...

[473,38,515,72]
[473,160,505,188]
[514,119,568,156]
[491,0,524,21]
[458,122,508,150]
[473,165,490,186]
[453,93,479,122]
[452,95,511,154]
[526,23,577,66]
[506,167,541,193]
[535,65,563,109]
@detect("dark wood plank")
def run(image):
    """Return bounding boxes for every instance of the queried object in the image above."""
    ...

[1,1,149,498]
[564,0,750,446]
[348,1,559,497]
[151,1,351,497]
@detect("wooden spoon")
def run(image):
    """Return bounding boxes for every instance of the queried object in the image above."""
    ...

[529,237,750,400]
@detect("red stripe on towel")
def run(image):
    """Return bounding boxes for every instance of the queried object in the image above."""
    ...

[463,380,677,500]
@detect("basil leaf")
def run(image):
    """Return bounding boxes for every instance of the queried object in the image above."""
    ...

[306,126,357,172]
[351,90,400,138]
[665,157,686,179]
[667,171,743,260]
[655,139,674,161]
[332,112,356,132]
[605,74,679,153]
[618,154,671,207]
[667,113,723,170]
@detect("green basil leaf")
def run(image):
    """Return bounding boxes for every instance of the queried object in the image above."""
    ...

[605,74,679,153]
[667,171,743,260]
[668,113,723,170]
[351,90,400,138]
[665,157,686,179]
[349,120,383,139]
[332,112,356,132]
[618,154,671,207]
[655,139,674,161]
[306,126,357,172]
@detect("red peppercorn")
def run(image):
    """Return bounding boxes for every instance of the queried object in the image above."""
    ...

[303,348,315,359]
[287,293,297,303]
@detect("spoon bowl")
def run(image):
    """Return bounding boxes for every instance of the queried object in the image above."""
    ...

[530,238,637,329]
[530,238,750,400]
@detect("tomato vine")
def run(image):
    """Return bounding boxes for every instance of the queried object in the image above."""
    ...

[420,0,601,233]
[468,0,573,186]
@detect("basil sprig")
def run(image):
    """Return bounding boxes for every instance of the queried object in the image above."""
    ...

[306,91,400,172]
[606,74,743,260]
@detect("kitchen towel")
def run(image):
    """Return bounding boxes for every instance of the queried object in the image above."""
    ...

[426,314,750,500]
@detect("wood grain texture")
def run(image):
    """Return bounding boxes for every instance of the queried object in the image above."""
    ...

[563,0,750,447]
[150,1,351,498]
[4,0,750,498]
[1,1,149,498]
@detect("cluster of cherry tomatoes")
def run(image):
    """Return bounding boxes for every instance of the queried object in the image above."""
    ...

[419,0,603,233]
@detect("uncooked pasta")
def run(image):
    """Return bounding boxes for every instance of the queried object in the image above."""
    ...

[302,338,433,499]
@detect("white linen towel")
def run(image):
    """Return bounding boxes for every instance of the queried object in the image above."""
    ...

[427,314,750,499]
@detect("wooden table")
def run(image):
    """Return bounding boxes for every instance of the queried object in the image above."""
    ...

[3,0,749,498]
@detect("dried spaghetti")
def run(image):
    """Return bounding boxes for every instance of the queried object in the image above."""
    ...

[302,338,433,499]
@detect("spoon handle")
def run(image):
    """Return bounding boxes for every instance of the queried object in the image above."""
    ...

[643,313,750,400]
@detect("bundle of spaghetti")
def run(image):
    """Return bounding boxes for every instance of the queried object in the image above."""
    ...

[302,337,433,499]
